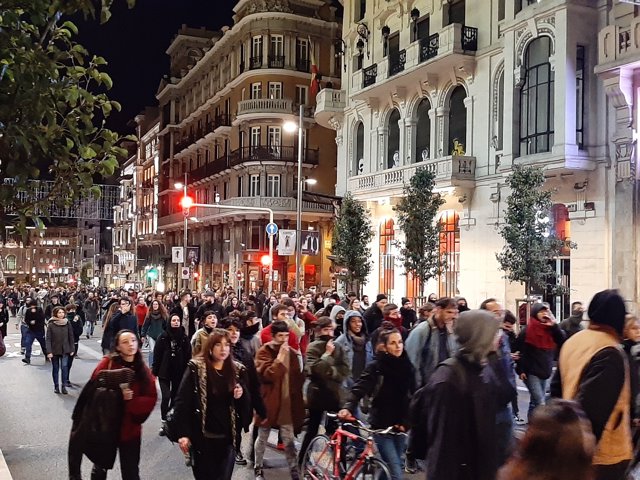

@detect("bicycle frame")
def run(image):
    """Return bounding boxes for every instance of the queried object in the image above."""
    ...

[328,426,376,479]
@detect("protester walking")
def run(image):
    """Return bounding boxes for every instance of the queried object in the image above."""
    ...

[141,299,168,366]
[23,299,47,364]
[45,306,75,394]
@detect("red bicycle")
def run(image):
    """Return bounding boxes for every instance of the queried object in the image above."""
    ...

[302,413,396,480]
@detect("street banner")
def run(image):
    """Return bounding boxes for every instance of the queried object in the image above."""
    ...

[172,247,184,264]
[300,231,320,255]
[277,230,296,256]
[186,246,200,265]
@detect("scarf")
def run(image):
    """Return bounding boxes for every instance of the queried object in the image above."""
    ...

[525,317,557,350]
[384,314,403,330]
[349,332,366,349]
[52,318,68,326]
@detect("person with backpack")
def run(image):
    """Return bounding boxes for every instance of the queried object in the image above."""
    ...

[421,309,501,480]
[404,297,459,473]
[339,327,415,480]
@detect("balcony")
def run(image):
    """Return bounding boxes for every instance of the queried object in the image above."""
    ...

[229,146,319,167]
[249,56,262,70]
[351,23,478,100]
[189,155,231,184]
[389,49,406,77]
[158,196,332,229]
[268,55,285,69]
[296,58,310,72]
[596,17,640,73]
[237,98,294,118]
[314,88,346,129]
[346,155,476,200]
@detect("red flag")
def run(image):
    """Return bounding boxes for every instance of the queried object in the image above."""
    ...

[309,37,320,101]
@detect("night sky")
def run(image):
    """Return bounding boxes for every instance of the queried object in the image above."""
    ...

[75,0,236,134]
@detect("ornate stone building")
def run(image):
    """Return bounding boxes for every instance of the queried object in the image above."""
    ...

[156,0,342,291]
[317,0,639,315]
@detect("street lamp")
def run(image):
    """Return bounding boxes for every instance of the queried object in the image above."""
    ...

[284,106,317,293]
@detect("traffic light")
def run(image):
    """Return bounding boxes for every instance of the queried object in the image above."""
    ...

[147,268,158,280]
[193,271,200,281]
[180,195,194,216]
[260,254,272,266]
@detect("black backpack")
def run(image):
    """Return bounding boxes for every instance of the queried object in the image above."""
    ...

[408,357,467,460]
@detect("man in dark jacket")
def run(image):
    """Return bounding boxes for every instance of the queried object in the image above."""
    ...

[170,291,197,338]
[194,290,223,327]
[559,301,585,338]
[424,310,501,480]
[363,294,387,334]
[23,300,47,364]
[400,297,418,330]
[300,316,350,463]
[551,290,633,479]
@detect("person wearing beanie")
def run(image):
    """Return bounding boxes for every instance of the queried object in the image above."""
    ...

[514,302,565,417]
[422,310,501,480]
[363,294,388,333]
[400,298,418,330]
[152,314,191,435]
[551,289,633,479]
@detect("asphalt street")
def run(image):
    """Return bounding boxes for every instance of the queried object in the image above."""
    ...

[0,320,531,480]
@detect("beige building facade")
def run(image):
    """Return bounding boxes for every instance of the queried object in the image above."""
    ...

[317,0,639,315]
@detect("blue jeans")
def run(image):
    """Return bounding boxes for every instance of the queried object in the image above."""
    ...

[20,324,28,349]
[524,374,548,417]
[374,433,406,480]
[51,354,70,388]
[24,330,46,360]
[84,320,95,337]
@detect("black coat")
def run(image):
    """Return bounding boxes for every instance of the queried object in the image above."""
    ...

[195,301,224,324]
[25,308,46,333]
[363,304,384,334]
[170,304,197,338]
[424,355,498,480]
[152,328,191,382]
[343,352,415,429]
[232,342,266,418]
[514,324,565,379]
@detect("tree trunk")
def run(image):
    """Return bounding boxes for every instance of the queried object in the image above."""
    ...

[525,280,531,322]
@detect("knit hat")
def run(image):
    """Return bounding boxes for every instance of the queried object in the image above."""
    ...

[455,310,500,364]
[530,302,550,319]
[204,290,215,297]
[588,289,627,336]
[401,297,410,306]
[376,294,388,303]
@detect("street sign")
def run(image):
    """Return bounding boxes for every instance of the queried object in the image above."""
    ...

[266,222,278,236]
[181,267,190,280]
[172,247,184,264]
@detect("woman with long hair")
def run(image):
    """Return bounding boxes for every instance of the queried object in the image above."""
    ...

[45,306,75,394]
[141,299,169,366]
[224,296,243,316]
[498,399,595,480]
[84,330,157,480]
[100,302,120,355]
[172,331,251,480]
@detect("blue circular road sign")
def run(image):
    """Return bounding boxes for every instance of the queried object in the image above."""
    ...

[266,222,278,236]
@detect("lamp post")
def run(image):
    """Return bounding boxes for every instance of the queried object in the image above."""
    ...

[175,172,189,291]
[284,105,317,294]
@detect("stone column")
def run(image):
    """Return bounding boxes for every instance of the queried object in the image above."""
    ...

[435,107,449,158]
[464,96,474,156]
[404,118,417,165]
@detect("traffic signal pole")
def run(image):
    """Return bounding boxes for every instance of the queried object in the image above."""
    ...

[191,201,274,293]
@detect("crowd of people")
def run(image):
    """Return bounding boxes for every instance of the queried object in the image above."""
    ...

[1,284,639,480]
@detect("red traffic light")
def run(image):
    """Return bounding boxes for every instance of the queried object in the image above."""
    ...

[179,195,194,210]
[193,271,199,279]
[260,254,272,266]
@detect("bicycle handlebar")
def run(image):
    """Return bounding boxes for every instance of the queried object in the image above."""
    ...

[327,413,408,436]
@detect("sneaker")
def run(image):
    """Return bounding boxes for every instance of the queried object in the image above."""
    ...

[20,348,25,355]
[514,415,526,425]
[61,386,68,395]
[158,427,166,437]
[405,457,417,474]
[235,452,247,465]
[86,334,90,339]
[54,387,60,394]
[254,467,265,480]
[22,358,30,365]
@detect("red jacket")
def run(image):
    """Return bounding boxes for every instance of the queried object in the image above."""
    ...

[135,304,148,327]
[91,356,157,442]
[260,324,300,351]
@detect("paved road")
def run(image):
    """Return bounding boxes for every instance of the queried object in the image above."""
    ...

[0,320,531,479]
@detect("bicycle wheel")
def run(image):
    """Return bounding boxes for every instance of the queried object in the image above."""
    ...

[302,434,336,479]
[352,457,392,480]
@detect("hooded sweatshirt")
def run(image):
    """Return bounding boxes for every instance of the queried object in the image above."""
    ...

[334,310,374,387]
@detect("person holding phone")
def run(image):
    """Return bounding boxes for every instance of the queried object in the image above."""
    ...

[172,331,251,480]
[514,303,565,418]
[83,330,157,480]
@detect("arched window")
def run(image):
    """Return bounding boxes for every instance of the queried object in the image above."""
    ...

[496,70,504,150]
[438,211,459,298]
[448,86,467,156]
[354,122,364,175]
[5,255,17,271]
[387,109,400,168]
[379,219,395,299]
[415,98,431,163]
[520,36,554,155]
